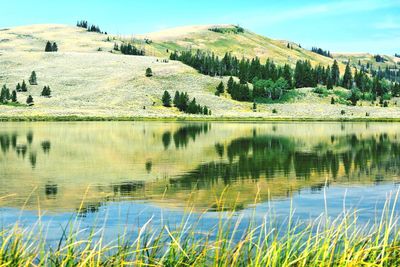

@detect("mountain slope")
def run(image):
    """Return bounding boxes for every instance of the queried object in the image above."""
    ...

[136,24,336,67]
[0,24,399,119]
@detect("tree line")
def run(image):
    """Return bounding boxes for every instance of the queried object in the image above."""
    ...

[311,47,332,58]
[208,26,244,34]
[162,91,211,115]
[170,49,399,105]
[76,20,105,34]
[114,43,145,56]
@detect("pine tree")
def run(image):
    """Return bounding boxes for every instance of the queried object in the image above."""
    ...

[45,41,52,52]
[187,98,198,114]
[227,76,234,94]
[215,81,225,96]
[173,91,180,107]
[16,83,21,92]
[52,42,58,52]
[162,91,172,107]
[0,85,9,103]
[41,86,51,97]
[21,80,28,92]
[11,90,17,103]
[29,71,37,85]
[342,62,353,89]
[26,95,34,106]
[331,60,340,86]
[282,64,293,88]
[145,68,153,77]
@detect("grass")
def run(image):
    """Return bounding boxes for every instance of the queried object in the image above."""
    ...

[0,24,399,120]
[0,102,27,107]
[0,189,400,266]
[3,115,400,122]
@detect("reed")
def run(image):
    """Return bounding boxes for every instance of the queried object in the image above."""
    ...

[0,189,399,266]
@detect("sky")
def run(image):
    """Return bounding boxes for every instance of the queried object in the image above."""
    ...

[0,0,399,54]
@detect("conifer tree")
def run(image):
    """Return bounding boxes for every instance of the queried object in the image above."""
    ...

[29,71,37,85]
[215,81,225,96]
[331,60,340,86]
[227,76,234,94]
[16,83,21,92]
[326,73,334,90]
[0,85,9,103]
[11,90,17,103]
[203,106,209,115]
[52,42,58,52]
[45,41,52,52]
[162,91,172,107]
[173,91,180,107]
[187,98,198,114]
[21,80,28,92]
[342,62,353,89]
[41,86,51,97]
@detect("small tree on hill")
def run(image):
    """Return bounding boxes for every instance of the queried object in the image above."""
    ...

[0,85,10,103]
[16,83,21,92]
[41,86,51,97]
[21,80,28,92]
[11,90,17,103]
[145,68,153,77]
[45,41,53,52]
[162,91,171,107]
[187,98,198,114]
[173,91,180,107]
[52,42,58,52]
[342,62,353,89]
[29,71,38,85]
[215,81,225,96]
[26,95,34,106]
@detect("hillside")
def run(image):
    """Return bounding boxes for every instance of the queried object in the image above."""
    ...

[135,24,337,68]
[0,24,399,120]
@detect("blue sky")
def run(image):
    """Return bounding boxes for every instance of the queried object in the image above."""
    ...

[1,0,399,54]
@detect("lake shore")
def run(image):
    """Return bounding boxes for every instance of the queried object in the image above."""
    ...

[1,115,400,122]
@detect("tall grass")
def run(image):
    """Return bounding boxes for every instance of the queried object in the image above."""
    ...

[0,189,400,266]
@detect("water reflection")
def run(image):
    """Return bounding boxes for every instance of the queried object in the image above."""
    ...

[0,122,399,213]
[0,131,51,169]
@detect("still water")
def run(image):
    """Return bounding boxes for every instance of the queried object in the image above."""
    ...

[0,122,399,241]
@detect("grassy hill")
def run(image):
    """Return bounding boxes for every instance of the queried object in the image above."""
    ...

[135,24,337,67]
[0,24,399,120]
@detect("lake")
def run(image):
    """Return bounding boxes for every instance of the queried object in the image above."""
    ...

[0,121,399,242]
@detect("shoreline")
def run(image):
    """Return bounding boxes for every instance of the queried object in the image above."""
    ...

[1,115,400,122]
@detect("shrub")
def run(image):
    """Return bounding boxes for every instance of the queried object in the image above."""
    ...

[26,95,34,106]
[272,108,278,114]
[313,86,328,96]
[341,110,346,115]
[145,68,153,77]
